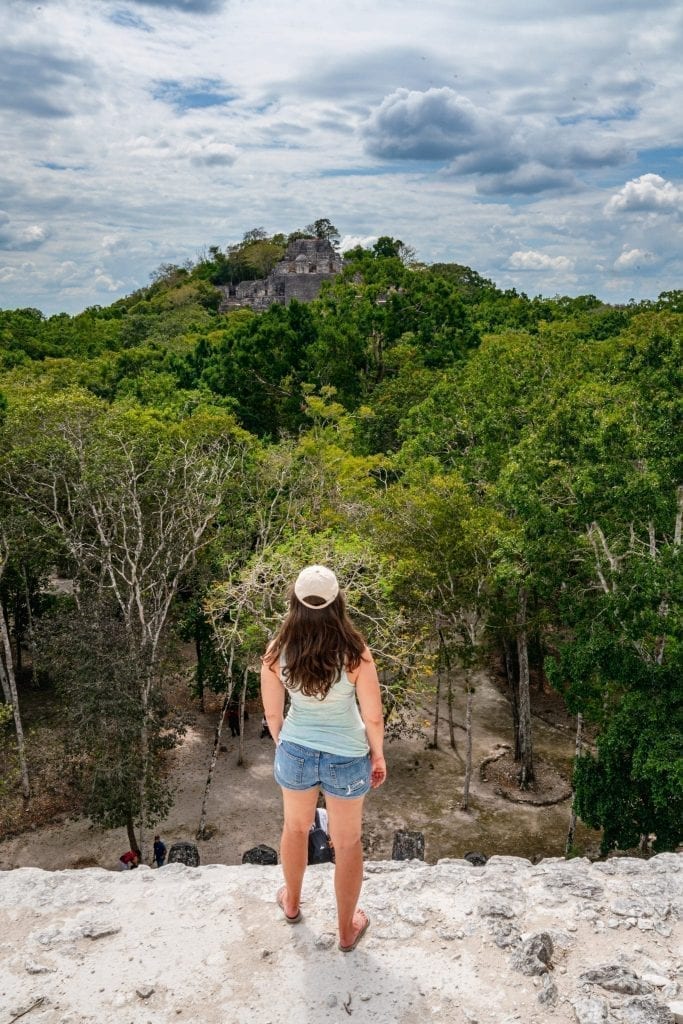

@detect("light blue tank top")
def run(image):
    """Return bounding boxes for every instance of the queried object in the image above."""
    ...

[278,653,369,757]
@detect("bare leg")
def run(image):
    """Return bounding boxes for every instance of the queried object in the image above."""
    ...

[325,794,367,948]
[279,787,319,918]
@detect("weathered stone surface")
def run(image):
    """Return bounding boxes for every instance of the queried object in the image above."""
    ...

[611,896,669,918]
[79,918,122,940]
[580,964,653,995]
[0,855,680,1024]
[493,921,520,949]
[478,898,516,918]
[24,961,54,974]
[668,1000,683,1023]
[539,975,559,1006]
[643,974,673,988]
[571,994,609,1022]
[510,932,553,975]
[620,995,674,1023]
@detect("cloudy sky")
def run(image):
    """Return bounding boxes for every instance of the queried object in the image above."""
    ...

[1,0,681,314]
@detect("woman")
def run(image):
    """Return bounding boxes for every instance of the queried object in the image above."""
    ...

[261,564,387,952]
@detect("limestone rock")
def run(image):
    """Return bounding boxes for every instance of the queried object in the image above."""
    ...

[79,918,122,940]
[538,975,558,1006]
[572,994,609,1023]
[580,964,653,995]
[493,922,521,949]
[478,898,516,919]
[25,960,54,974]
[510,932,553,976]
[620,995,674,1023]
[643,974,672,988]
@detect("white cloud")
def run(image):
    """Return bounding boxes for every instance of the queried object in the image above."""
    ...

[509,250,574,271]
[20,225,49,245]
[340,234,377,253]
[94,270,125,292]
[364,88,489,161]
[605,173,683,214]
[54,260,81,283]
[0,211,50,251]
[0,0,681,311]
[613,245,655,270]
[180,139,239,167]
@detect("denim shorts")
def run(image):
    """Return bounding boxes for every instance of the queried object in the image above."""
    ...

[274,739,371,799]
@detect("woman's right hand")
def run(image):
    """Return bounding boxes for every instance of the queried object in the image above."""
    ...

[370,754,387,788]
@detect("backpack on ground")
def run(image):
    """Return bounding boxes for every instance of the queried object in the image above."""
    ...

[308,809,334,865]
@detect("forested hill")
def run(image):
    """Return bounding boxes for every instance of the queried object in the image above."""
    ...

[0,235,680,443]
[0,232,681,856]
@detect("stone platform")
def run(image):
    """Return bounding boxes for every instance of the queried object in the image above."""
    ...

[1,854,681,1023]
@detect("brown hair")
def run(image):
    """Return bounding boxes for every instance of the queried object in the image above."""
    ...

[265,588,366,698]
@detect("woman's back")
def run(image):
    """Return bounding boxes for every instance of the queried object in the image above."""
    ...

[280,658,369,757]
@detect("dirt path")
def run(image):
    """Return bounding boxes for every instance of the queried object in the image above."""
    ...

[0,667,599,871]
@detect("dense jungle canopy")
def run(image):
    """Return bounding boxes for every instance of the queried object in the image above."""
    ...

[1,229,681,855]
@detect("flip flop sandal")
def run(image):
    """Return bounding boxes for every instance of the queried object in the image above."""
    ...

[339,910,370,952]
[276,885,302,924]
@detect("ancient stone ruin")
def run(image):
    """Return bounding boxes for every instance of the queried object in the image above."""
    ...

[218,237,344,312]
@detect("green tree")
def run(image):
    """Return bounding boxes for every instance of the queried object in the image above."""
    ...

[304,218,340,245]
[4,388,248,853]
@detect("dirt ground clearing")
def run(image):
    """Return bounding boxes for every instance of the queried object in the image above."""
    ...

[0,667,599,871]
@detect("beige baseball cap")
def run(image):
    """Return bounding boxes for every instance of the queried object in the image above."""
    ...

[294,565,339,609]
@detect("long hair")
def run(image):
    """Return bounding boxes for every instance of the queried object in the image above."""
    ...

[265,588,366,698]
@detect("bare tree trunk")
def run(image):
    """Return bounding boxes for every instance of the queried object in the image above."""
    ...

[460,682,474,811]
[22,567,37,684]
[503,636,521,760]
[0,606,30,799]
[126,811,140,856]
[431,660,441,749]
[565,712,583,856]
[138,695,149,863]
[195,617,205,713]
[197,685,234,839]
[237,667,247,767]
[447,671,456,751]
[14,592,22,679]
[516,587,534,788]
[439,629,456,750]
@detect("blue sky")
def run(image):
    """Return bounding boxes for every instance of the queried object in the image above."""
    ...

[0,0,681,314]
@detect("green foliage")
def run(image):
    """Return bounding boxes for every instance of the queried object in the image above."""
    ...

[1,229,681,851]
[36,600,184,831]
[573,688,682,853]
[304,218,340,243]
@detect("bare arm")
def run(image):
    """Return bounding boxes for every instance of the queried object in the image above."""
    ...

[351,647,387,788]
[260,646,285,745]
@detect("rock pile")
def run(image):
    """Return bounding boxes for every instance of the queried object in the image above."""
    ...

[0,853,680,1023]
